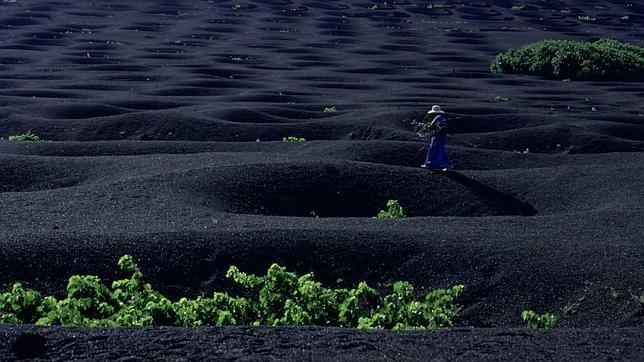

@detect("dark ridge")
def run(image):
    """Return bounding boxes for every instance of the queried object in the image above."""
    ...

[37,104,132,119]
[0,155,89,192]
[183,162,537,217]
[0,326,641,361]
[11,333,47,360]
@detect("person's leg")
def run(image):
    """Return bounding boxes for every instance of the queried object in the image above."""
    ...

[424,137,435,166]
[427,136,443,168]
[433,135,452,170]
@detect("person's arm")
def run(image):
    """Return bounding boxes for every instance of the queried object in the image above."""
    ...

[419,114,438,135]
[432,116,444,130]
[427,116,443,130]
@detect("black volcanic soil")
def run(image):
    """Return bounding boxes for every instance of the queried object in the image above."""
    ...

[2,326,643,361]
[0,0,643,360]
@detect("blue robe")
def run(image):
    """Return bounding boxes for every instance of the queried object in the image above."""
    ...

[424,114,452,169]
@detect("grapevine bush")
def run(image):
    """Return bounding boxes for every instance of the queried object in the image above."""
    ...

[491,38,644,80]
[1,255,464,330]
[3,131,43,141]
[521,310,557,329]
[376,200,406,219]
[282,136,306,142]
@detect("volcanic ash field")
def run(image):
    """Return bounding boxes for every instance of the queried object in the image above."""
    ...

[0,0,643,360]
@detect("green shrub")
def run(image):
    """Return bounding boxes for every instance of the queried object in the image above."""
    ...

[282,136,306,142]
[491,38,644,80]
[3,131,43,141]
[521,310,557,328]
[0,255,464,330]
[577,15,596,22]
[0,283,46,324]
[376,200,406,219]
[631,291,644,308]
[358,282,464,330]
[426,3,448,9]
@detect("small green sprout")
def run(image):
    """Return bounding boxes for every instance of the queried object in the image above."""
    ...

[376,200,406,219]
[426,3,448,9]
[631,291,644,308]
[521,310,557,329]
[3,131,43,142]
[578,15,596,22]
[282,136,306,142]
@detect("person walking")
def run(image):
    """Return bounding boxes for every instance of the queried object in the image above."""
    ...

[420,105,453,171]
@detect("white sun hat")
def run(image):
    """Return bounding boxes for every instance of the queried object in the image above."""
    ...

[427,105,445,114]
